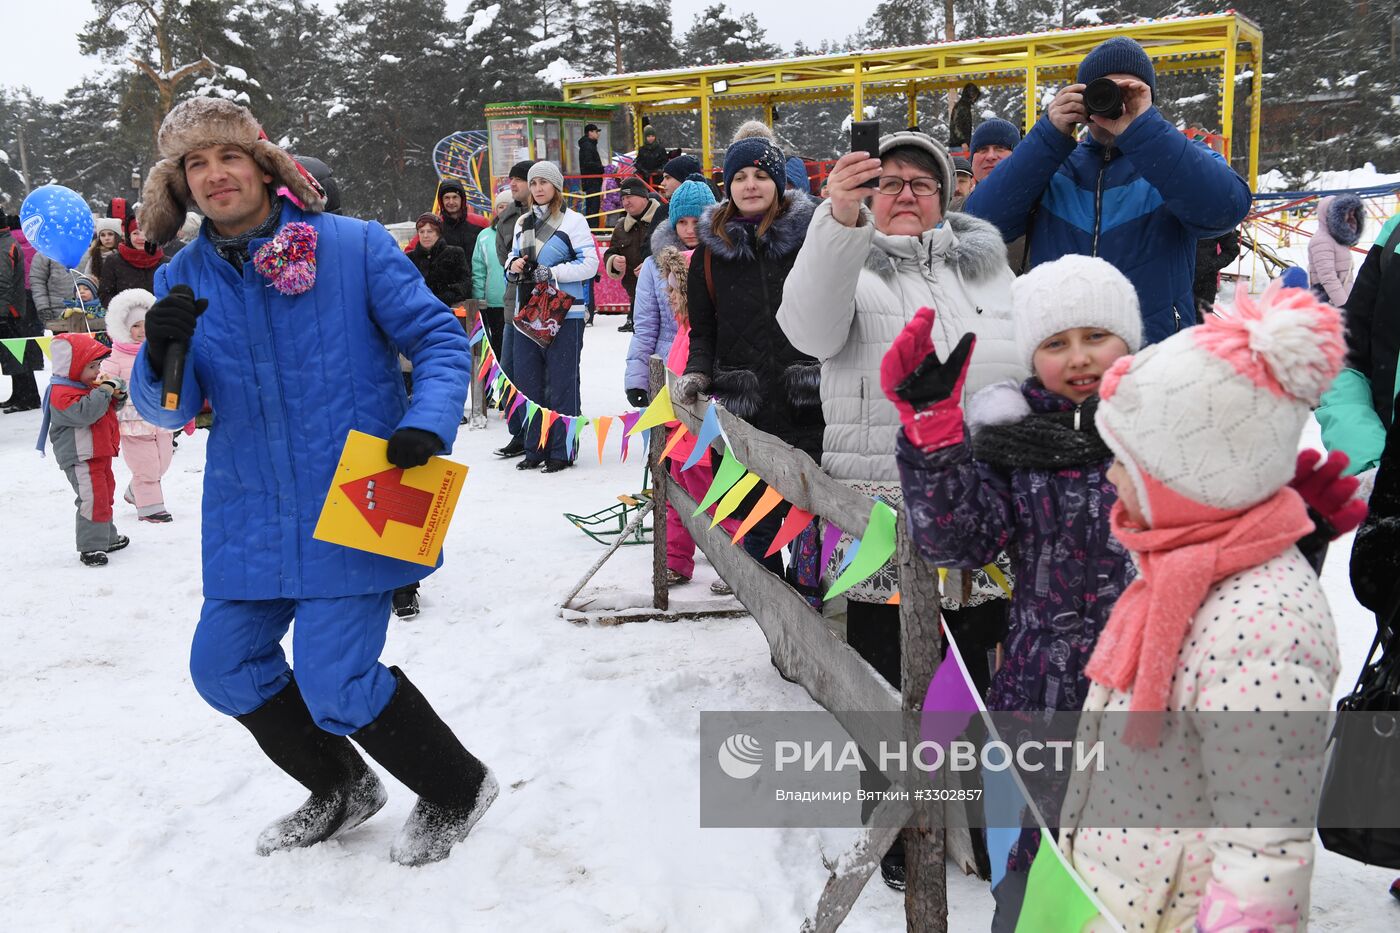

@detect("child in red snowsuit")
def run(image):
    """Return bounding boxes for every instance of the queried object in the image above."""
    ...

[40,333,130,565]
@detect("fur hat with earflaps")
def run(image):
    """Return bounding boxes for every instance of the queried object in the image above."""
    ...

[139,97,325,247]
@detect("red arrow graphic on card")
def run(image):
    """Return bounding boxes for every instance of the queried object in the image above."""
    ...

[340,468,434,536]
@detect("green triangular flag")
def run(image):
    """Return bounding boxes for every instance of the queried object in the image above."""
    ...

[525,400,540,428]
[692,447,748,517]
[0,337,26,366]
[1014,830,1102,933]
[825,501,898,600]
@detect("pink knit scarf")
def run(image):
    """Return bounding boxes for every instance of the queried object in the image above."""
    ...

[1085,484,1313,744]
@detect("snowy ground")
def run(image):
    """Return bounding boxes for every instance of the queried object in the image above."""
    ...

[1,319,1396,932]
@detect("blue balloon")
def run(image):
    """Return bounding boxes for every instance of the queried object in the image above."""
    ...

[20,184,95,270]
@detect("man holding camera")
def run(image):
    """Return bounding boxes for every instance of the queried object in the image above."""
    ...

[965,36,1251,344]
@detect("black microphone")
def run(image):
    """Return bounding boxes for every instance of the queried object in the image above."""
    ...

[161,339,188,411]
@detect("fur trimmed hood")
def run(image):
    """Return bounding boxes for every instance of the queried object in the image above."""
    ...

[650,220,686,255]
[139,97,325,247]
[863,210,1008,283]
[1322,194,1364,248]
[105,288,156,345]
[696,189,814,262]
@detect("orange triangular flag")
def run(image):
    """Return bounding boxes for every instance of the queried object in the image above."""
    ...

[594,416,613,463]
[731,485,785,546]
[539,409,557,447]
[660,423,690,461]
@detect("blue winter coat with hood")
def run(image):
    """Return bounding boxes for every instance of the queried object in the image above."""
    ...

[624,222,685,393]
[964,108,1252,343]
[131,200,472,601]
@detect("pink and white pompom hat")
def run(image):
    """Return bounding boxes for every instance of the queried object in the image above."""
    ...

[1095,281,1345,525]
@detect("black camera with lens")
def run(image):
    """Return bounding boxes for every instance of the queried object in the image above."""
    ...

[1083,78,1124,120]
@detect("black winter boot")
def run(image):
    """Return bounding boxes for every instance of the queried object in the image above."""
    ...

[352,667,497,866]
[235,679,387,856]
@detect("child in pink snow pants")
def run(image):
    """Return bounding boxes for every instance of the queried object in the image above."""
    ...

[101,289,177,522]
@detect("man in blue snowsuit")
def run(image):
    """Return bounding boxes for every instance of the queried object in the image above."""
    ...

[131,97,495,867]
[964,36,1252,344]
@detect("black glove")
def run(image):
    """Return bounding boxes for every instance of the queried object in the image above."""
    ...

[895,331,977,408]
[626,387,650,408]
[144,285,209,374]
[386,428,443,469]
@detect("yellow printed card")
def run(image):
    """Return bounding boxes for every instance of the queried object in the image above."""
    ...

[313,430,467,567]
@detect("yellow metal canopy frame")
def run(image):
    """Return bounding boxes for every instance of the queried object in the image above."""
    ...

[561,12,1264,187]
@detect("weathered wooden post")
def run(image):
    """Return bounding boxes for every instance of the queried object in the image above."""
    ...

[650,356,669,611]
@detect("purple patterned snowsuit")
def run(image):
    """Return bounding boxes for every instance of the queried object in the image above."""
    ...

[895,381,1135,714]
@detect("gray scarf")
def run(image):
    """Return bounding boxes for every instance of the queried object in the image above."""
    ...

[208,196,284,268]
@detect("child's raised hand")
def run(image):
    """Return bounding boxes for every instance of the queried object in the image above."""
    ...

[1290,448,1368,537]
[880,306,977,452]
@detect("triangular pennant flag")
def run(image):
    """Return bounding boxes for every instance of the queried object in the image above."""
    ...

[918,634,980,750]
[539,409,557,447]
[619,411,642,461]
[35,336,53,359]
[732,485,784,546]
[984,561,1014,599]
[825,502,899,600]
[486,362,501,385]
[984,764,1026,890]
[680,401,722,472]
[524,401,540,430]
[819,522,843,574]
[660,424,690,462]
[693,448,748,516]
[1014,830,1102,933]
[507,392,525,419]
[630,385,676,434]
[837,537,861,574]
[0,338,26,365]
[469,327,485,346]
[568,415,587,453]
[594,415,613,464]
[711,471,761,527]
[765,506,816,558]
[476,350,493,381]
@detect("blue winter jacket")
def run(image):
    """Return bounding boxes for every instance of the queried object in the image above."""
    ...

[624,223,684,392]
[131,201,472,601]
[964,108,1252,343]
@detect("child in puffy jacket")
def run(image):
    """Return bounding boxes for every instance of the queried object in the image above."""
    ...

[889,255,1143,716]
[885,258,1363,925]
[41,332,129,566]
[102,289,176,522]
[1058,283,1347,931]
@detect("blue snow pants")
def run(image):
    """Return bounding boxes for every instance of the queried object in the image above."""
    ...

[189,592,398,735]
[511,317,583,463]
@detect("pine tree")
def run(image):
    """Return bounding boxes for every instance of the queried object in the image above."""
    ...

[682,4,782,65]
[331,0,464,219]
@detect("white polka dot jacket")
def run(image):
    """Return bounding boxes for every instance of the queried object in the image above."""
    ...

[1058,547,1338,932]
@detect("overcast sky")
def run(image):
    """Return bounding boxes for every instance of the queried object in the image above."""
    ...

[6,0,873,102]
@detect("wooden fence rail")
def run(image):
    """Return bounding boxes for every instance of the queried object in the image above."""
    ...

[648,358,956,932]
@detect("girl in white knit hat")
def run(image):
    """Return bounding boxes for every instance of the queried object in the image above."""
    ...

[100,288,178,522]
[1059,282,1351,931]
